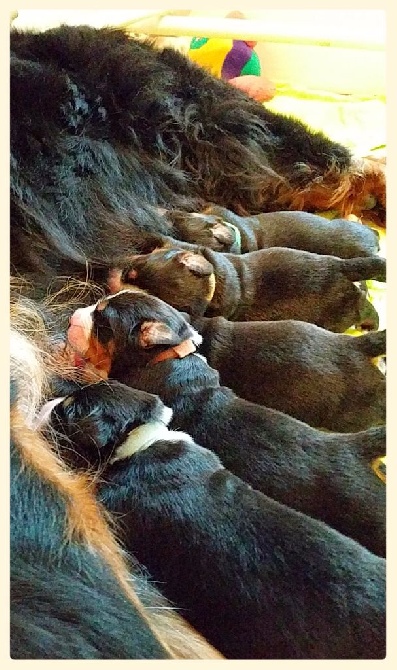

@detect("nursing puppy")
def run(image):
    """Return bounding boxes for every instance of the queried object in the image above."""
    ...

[49,379,386,660]
[192,315,386,432]
[200,205,381,256]
[160,209,240,253]
[10,298,222,660]
[66,290,386,556]
[111,246,384,331]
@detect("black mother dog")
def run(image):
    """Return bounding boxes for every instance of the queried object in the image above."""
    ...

[49,379,386,660]
[66,290,386,556]
[11,25,385,299]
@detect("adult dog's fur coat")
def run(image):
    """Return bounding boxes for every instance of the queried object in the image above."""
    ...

[10,24,385,296]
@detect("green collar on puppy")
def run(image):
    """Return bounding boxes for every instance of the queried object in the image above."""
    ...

[224,221,242,254]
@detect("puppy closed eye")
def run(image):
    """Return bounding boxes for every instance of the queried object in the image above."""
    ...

[93,310,113,343]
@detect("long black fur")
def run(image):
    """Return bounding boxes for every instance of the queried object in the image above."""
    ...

[50,379,386,660]
[10,24,362,296]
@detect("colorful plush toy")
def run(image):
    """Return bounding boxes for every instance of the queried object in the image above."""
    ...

[187,12,276,103]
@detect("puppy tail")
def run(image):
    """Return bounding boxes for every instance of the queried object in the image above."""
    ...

[353,330,386,358]
[349,425,386,461]
[340,256,386,283]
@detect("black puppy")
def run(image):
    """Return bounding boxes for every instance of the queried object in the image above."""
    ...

[11,378,169,660]
[66,290,386,556]
[49,379,386,660]
[191,315,386,432]
[113,246,384,331]
[174,206,381,256]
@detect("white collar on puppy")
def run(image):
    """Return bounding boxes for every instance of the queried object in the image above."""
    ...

[111,426,195,464]
[110,420,172,463]
[110,403,196,462]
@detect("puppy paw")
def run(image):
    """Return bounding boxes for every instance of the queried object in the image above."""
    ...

[107,268,124,293]
[167,210,239,252]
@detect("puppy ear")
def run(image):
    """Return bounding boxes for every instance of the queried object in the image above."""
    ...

[139,321,180,348]
[211,220,235,246]
[127,268,138,281]
[50,405,112,469]
[178,251,214,277]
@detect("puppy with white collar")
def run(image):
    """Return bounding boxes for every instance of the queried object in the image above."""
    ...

[175,206,382,256]
[48,379,386,660]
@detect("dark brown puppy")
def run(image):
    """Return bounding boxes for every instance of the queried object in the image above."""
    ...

[110,246,384,331]
[160,209,241,253]
[66,290,386,557]
[48,379,386,660]
[199,205,381,256]
[191,315,386,432]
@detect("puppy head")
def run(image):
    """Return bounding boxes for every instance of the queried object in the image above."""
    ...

[49,379,171,470]
[167,211,239,252]
[109,248,215,316]
[67,289,202,374]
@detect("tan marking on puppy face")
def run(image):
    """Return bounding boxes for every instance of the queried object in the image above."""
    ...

[68,303,115,375]
[84,334,115,376]
[205,273,216,302]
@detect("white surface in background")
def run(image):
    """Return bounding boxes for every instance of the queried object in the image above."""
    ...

[12,9,386,98]
[255,42,385,97]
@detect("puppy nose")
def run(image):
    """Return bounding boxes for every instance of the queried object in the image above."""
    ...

[357,299,380,331]
[358,317,378,332]
[69,309,84,327]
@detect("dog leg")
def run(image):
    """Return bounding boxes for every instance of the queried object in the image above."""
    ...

[281,159,386,227]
